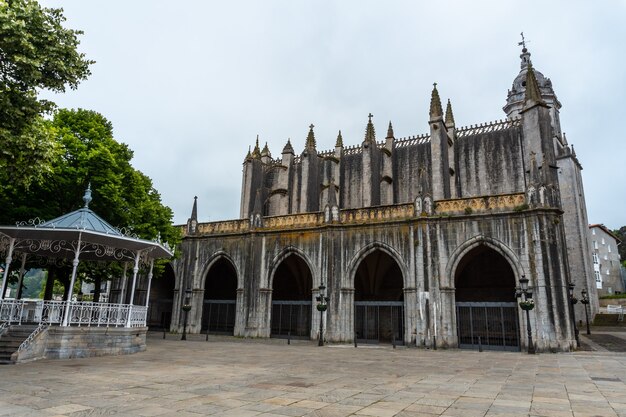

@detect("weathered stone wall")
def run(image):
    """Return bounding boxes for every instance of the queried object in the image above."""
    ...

[44,326,147,359]
[174,205,576,352]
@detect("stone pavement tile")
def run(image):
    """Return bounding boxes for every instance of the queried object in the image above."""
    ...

[241,402,284,413]
[292,400,330,410]
[530,406,574,417]
[41,403,94,415]
[263,396,300,406]
[404,403,448,415]
[353,405,398,416]
[270,406,316,416]
[416,394,457,407]
[491,398,531,409]
[573,409,618,417]
[182,403,230,414]
[310,389,362,403]
[441,407,488,417]
[208,397,252,408]
[0,404,41,416]
[303,406,363,417]
[216,408,263,417]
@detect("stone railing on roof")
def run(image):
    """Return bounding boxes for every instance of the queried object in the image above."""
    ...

[341,203,415,224]
[435,193,526,215]
[194,219,250,235]
[455,117,521,138]
[263,212,324,229]
[395,133,431,148]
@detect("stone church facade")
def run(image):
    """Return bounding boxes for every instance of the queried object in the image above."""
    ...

[171,46,597,352]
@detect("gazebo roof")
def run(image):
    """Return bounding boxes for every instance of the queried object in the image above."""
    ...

[0,186,173,262]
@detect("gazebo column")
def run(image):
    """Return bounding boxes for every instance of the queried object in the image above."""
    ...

[126,250,142,327]
[16,253,27,299]
[119,262,128,304]
[1,237,16,299]
[144,259,154,308]
[62,234,83,326]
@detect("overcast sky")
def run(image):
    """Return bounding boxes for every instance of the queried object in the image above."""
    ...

[39,0,626,229]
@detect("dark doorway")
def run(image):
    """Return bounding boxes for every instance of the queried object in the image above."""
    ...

[203,258,237,334]
[147,263,175,330]
[271,254,312,339]
[455,245,520,351]
[354,250,404,344]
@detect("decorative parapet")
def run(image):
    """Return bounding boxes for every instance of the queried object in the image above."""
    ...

[263,213,324,229]
[435,193,526,215]
[194,219,250,236]
[183,193,527,237]
[341,203,414,224]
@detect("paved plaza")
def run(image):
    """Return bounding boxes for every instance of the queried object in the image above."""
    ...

[0,332,625,417]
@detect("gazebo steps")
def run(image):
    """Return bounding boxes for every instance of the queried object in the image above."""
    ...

[0,325,40,364]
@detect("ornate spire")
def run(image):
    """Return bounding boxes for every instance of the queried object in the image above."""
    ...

[190,196,198,221]
[261,142,270,157]
[523,63,546,107]
[429,83,443,119]
[305,124,316,150]
[386,121,394,139]
[518,32,532,69]
[251,135,261,158]
[364,113,376,143]
[245,145,252,160]
[445,99,455,126]
[83,183,92,208]
[335,130,343,148]
[282,138,294,154]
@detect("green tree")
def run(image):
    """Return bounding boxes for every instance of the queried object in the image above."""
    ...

[0,0,93,188]
[2,108,179,299]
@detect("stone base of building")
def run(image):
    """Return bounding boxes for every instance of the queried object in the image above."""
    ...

[14,326,147,363]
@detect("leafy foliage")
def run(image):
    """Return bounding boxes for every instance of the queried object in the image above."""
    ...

[2,108,179,295]
[0,0,93,187]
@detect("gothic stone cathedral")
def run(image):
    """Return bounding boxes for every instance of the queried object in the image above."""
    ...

[171,46,597,352]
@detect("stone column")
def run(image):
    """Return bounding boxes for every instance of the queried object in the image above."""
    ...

[403,287,417,346]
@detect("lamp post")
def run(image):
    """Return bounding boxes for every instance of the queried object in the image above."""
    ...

[580,288,591,335]
[515,275,535,354]
[316,283,329,347]
[568,283,580,348]
[181,288,192,341]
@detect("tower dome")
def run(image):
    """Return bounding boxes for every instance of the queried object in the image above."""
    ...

[503,46,561,120]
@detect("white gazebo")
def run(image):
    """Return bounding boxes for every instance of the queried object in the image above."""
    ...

[0,185,173,330]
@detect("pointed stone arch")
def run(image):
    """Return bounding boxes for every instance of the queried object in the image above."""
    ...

[199,251,241,290]
[200,251,239,335]
[445,235,525,289]
[268,246,315,339]
[268,246,317,290]
[347,241,408,289]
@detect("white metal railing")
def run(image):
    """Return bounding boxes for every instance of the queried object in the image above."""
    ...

[0,299,26,324]
[0,299,147,328]
[17,323,48,352]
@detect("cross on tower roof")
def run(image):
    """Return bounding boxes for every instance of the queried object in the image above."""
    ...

[368,113,373,122]
[518,32,530,50]
[309,124,314,130]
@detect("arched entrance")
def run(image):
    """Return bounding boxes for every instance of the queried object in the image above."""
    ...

[354,250,404,344]
[455,245,520,351]
[147,263,175,329]
[270,254,312,339]
[203,257,237,334]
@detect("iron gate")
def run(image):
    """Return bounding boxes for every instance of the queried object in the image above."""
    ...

[456,302,520,351]
[202,300,236,334]
[355,301,404,344]
[271,300,311,338]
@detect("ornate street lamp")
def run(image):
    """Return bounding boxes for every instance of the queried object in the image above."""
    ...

[568,283,581,347]
[515,275,535,354]
[181,288,192,341]
[316,283,329,347]
[581,288,591,335]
